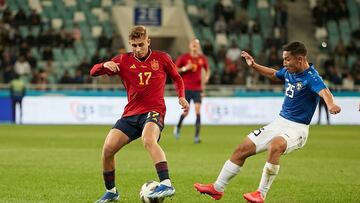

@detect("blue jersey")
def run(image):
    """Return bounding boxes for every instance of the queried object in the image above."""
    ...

[275,64,327,124]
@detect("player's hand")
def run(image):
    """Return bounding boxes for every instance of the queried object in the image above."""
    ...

[103,61,120,72]
[182,63,192,72]
[328,104,341,114]
[241,51,255,67]
[179,97,189,113]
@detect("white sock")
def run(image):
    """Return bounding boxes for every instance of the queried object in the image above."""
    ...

[160,179,172,187]
[107,187,117,193]
[214,160,241,192]
[258,162,280,199]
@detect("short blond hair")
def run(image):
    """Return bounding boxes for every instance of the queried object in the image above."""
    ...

[129,26,148,40]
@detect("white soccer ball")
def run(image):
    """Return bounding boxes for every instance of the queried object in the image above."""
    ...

[140,180,164,203]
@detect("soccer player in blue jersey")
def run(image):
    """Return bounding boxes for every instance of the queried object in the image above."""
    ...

[194,41,341,203]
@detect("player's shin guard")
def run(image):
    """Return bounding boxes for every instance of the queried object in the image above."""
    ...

[258,162,280,199]
[214,160,241,192]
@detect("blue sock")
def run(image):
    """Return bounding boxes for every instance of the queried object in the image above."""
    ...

[177,114,185,128]
[195,114,201,137]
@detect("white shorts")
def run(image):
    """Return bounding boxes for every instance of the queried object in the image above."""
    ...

[248,116,309,154]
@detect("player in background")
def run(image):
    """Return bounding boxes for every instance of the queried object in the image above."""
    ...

[173,38,210,143]
[194,41,341,203]
[90,26,189,203]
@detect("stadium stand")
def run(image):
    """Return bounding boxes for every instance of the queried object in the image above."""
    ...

[0,0,359,90]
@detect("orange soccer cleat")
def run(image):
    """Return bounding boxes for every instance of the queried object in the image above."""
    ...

[243,190,264,203]
[194,183,224,200]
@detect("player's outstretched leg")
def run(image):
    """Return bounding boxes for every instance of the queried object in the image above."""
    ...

[95,190,120,203]
[174,114,186,139]
[194,183,224,200]
[243,191,264,203]
[173,125,180,139]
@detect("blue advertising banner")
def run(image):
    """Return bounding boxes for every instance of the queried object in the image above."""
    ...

[0,98,12,122]
[134,7,162,26]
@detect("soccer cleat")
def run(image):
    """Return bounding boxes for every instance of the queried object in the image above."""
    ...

[95,190,120,203]
[194,136,201,144]
[243,191,264,203]
[173,126,180,139]
[194,183,224,200]
[147,184,175,198]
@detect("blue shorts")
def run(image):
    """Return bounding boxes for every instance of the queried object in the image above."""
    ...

[112,111,164,141]
[185,90,202,103]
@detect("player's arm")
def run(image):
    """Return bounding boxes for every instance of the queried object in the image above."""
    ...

[175,56,192,73]
[318,88,341,114]
[204,57,211,83]
[241,51,280,81]
[90,59,120,76]
[166,57,189,112]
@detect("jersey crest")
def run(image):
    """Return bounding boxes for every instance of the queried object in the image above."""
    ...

[296,82,303,91]
[151,59,159,71]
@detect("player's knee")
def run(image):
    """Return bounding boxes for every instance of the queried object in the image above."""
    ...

[142,136,156,150]
[232,143,255,162]
[268,138,287,155]
[102,144,116,158]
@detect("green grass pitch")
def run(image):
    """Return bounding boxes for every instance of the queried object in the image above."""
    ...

[0,125,359,203]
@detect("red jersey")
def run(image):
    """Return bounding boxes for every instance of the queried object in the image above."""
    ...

[90,50,185,118]
[175,53,209,90]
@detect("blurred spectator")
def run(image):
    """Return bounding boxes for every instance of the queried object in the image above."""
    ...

[42,46,53,61]
[14,9,27,26]
[214,0,225,22]
[91,50,102,65]
[267,46,281,68]
[78,58,90,74]
[274,0,288,30]
[28,9,41,26]
[214,15,227,33]
[26,31,37,47]
[98,32,111,49]
[202,38,214,58]
[111,32,123,54]
[226,40,241,62]
[10,73,26,124]
[63,31,74,48]
[2,51,15,83]
[72,24,81,41]
[26,51,37,69]
[59,70,74,84]
[13,55,31,76]
[35,68,49,90]
[73,68,84,83]
[2,8,12,24]
[19,42,30,56]
[342,71,354,90]
[198,4,211,27]
[328,65,342,85]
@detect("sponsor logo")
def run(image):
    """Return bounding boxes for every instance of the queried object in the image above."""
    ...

[130,64,136,69]
[70,102,95,121]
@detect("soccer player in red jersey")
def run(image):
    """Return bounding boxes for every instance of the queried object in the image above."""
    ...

[90,26,189,203]
[173,38,211,143]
